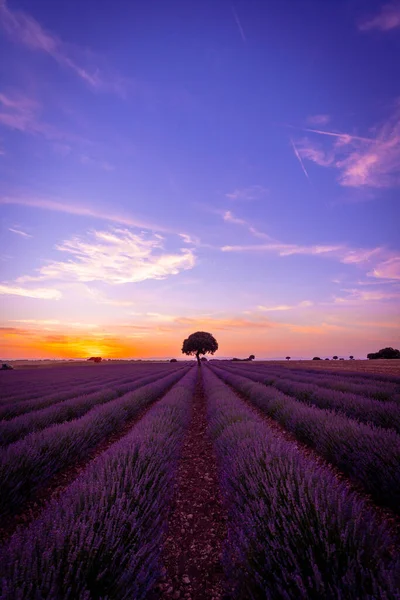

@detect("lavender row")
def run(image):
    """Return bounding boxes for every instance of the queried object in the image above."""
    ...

[230,363,400,401]
[0,366,190,519]
[0,367,185,446]
[0,363,177,404]
[203,367,399,599]
[218,363,400,433]
[0,368,197,599]
[0,365,180,421]
[293,364,400,385]
[211,365,400,514]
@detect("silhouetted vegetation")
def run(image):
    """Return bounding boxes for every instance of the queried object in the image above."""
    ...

[170,358,177,363]
[181,331,218,365]
[367,347,400,360]
[87,357,102,363]
[333,356,338,360]
[286,356,291,361]
[312,357,321,360]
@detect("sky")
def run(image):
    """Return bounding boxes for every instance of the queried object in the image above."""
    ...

[0,0,399,360]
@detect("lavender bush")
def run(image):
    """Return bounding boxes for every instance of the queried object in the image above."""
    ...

[217,364,400,432]
[0,368,197,600]
[203,367,399,599]
[211,365,400,513]
[230,363,400,401]
[0,366,189,518]
[0,367,185,445]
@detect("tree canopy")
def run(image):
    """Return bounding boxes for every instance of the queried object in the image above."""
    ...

[367,347,400,360]
[181,331,218,365]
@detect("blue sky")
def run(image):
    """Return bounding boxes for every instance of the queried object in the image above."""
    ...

[0,0,399,359]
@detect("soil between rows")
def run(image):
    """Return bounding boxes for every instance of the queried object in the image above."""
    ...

[157,368,229,600]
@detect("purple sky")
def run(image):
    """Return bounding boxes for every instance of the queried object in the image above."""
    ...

[0,0,399,359]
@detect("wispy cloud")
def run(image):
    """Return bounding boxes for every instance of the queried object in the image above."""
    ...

[80,155,115,171]
[8,319,99,329]
[0,0,128,96]
[223,210,247,226]
[222,210,271,240]
[17,228,196,285]
[369,257,400,280]
[0,284,61,299]
[258,300,313,312]
[0,196,174,232]
[290,138,310,180]
[225,185,268,201]
[333,288,400,304]
[8,227,32,238]
[291,103,400,188]
[0,91,64,140]
[359,2,400,31]
[221,238,400,282]
[231,6,246,42]
[306,114,331,126]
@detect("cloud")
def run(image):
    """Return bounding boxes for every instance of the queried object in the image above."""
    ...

[0,0,127,95]
[175,315,275,331]
[225,185,268,201]
[221,238,400,281]
[359,2,400,31]
[369,257,400,280]
[258,300,313,312]
[292,104,400,188]
[17,228,196,285]
[222,210,271,240]
[9,318,99,329]
[0,195,174,232]
[221,242,344,256]
[8,227,32,238]
[79,155,115,171]
[307,115,331,125]
[223,210,247,226]
[0,91,63,140]
[0,284,62,299]
[333,288,400,304]
[295,138,334,167]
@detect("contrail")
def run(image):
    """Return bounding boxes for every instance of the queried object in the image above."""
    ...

[285,124,376,144]
[290,138,310,180]
[232,6,246,42]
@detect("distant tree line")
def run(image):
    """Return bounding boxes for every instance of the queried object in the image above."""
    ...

[367,347,400,360]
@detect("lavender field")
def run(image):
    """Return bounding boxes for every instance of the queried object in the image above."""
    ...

[1,361,400,599]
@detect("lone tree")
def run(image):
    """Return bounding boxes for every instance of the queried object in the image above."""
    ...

[182,331,218,366]
[248,355,255,361]
[286,356,291,361]
[349,355,354,360]
[333,355,338,360]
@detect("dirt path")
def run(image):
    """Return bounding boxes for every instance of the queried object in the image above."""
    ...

[0,380,180,544]
[157,368,228,600]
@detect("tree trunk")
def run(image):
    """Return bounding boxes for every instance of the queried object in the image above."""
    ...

[196,351,201,366]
